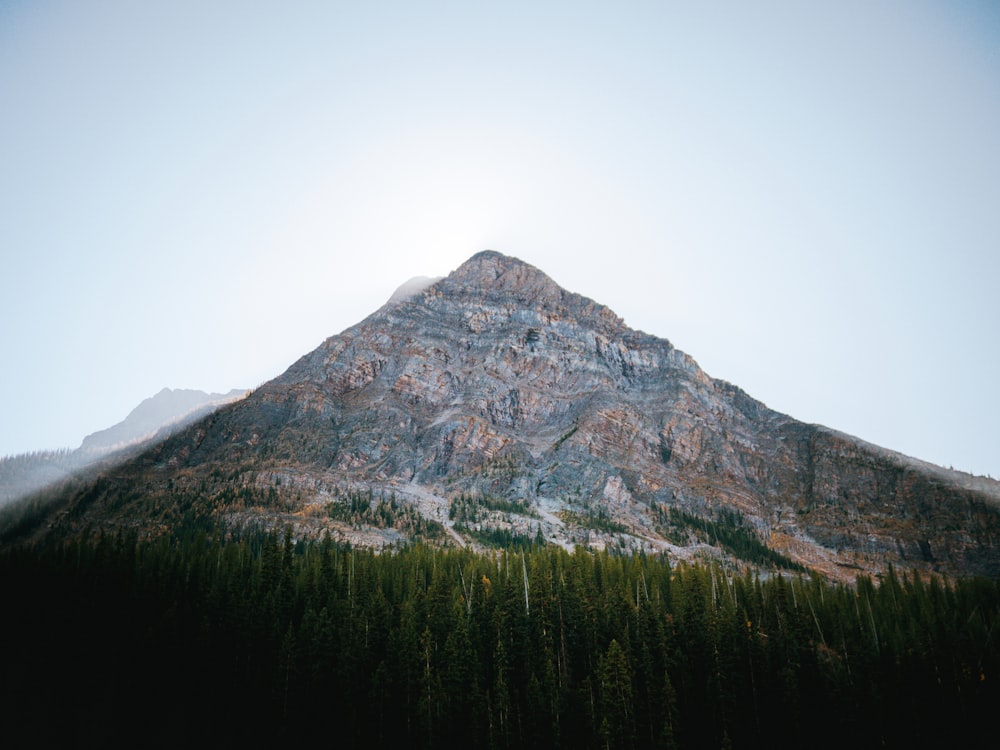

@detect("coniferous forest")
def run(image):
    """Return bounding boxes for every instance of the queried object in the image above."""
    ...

[2,530,998,749]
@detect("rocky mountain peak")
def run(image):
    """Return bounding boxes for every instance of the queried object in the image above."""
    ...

[430,250,625,332]
[13,251,1000,580]
[440,250,600,317]
[450,249,548,284]
[440,250,562,303]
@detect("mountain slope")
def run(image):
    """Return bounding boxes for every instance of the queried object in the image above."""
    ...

[11,251,1000,579]
[0,388,245,507]
[79,387,247,455]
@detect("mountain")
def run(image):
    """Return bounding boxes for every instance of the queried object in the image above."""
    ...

[7,251,1000,579]
[78,387,247,455]
[0,388,245,506]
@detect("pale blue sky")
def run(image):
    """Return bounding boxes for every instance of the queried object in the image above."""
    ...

[1,1,998,478]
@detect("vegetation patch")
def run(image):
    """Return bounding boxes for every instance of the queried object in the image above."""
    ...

[454,523,541,549]
[657,505,805,571]
[559,506,630,534]
[448,493,539,522]
[328,489,446,541]
[552,424,579,452]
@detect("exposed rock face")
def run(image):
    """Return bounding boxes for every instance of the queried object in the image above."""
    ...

[20,251,1000,579]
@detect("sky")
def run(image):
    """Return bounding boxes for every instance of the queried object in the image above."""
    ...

[1,1,998,478]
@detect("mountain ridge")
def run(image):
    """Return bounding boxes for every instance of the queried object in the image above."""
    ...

[0,387,246,507]
[80,387,247,454]
[6,251,999,580]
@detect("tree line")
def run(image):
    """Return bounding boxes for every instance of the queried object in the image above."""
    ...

[1,529,997,748]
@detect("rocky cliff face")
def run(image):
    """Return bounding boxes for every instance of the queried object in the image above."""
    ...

[18,251,1000,579]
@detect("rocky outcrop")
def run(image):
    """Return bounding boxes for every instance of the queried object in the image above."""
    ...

[18,251,1000,579]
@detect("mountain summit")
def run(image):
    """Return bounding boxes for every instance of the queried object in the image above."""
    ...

[13,252,1000,579]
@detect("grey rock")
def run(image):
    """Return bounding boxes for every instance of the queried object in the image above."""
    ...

[18,251,1000,579]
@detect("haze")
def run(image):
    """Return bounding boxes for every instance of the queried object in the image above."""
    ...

[1,1,998,479]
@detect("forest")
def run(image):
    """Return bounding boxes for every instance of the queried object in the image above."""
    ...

[1,528,997,749]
